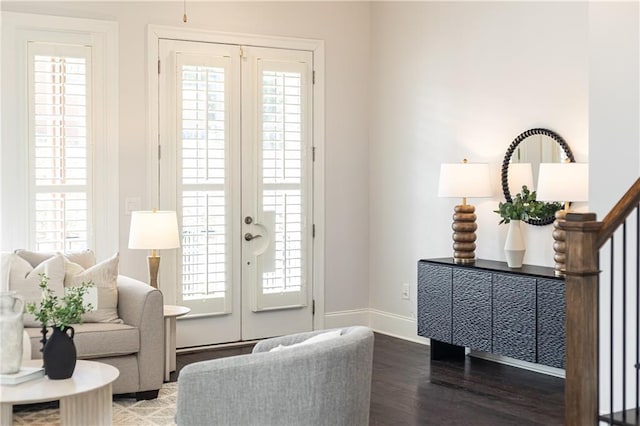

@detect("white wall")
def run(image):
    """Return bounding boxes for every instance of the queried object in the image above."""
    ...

[0,1,372,314]
[2,1,638,350]
[368,1,589,327]
[589,2,640,215]
[588,1,640,414]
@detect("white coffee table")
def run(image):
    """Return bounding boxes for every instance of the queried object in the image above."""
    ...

[164,304,191,381]
[0,359,119,425]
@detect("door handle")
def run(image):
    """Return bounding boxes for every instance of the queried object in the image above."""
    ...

[244,232,262,241]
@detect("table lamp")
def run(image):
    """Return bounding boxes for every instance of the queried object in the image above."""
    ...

[438,159,492,264]
[536,162,589,276]
[128,209,180,288]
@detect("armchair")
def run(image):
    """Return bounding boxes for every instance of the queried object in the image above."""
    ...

[176,326,374,426]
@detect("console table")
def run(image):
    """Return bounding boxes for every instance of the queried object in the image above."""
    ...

[417,258,565,369]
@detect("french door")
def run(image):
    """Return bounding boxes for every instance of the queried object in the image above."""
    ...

[158,39,314,346]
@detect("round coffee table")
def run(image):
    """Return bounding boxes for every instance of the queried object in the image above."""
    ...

[0,359,119,425]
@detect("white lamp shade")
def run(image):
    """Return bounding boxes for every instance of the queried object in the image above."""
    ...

[536,163,589,202]
[438,163,493,198]
[128,210,181,250]
[507,163,534,195]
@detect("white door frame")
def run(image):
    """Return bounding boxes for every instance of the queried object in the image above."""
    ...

[146,25,325,332]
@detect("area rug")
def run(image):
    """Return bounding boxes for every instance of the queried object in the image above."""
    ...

[12,382,177,425]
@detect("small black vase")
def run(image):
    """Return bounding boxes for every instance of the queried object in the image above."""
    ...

[43,326,77,380]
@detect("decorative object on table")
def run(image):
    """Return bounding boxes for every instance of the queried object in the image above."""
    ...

[0,365,44,385]
[536,162,589,276]
[25,274,93,379]
[42,326,77,380]
[438,159,492,264]
[504,220,526,268]
[128,209,180,288]
[500,128,575,226]
[0,291,24,374]
[494,185,562,268]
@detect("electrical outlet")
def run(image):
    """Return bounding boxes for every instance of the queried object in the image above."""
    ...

[402,283,410,300]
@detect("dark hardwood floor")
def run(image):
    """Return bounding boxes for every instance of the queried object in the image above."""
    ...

[173,333,564,425]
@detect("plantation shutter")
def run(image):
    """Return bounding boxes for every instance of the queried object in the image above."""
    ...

[176,52,233,315]
[28,43,92,252]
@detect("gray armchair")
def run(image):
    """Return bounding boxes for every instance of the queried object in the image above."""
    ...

[176,326,374,426]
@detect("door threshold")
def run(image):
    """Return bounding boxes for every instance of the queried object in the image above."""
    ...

[176,339,261,355]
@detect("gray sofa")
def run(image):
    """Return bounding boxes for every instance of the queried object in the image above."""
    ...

[25,275,164,399]
[176,326,375,426]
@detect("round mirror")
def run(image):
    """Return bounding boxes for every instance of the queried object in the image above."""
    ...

[501,128,575,226]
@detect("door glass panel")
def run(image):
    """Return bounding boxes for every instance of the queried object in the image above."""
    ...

[254,63,308,310]
[262,70,303,295]
[181,190,226,300]
[177,57,231,315]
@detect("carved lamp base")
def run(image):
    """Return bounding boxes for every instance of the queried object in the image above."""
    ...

[452,204,477,264]
[552,209,568,276]
[147,255,161,288]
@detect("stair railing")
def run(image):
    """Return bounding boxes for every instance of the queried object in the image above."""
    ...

[561,177,640,426]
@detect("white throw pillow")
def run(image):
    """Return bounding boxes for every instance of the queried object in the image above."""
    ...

[269,329,343,352]
[9,254,66,327]
[64,252,122,324]
[15,249,96,270]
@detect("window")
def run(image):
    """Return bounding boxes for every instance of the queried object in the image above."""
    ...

[1,13,118,257]
[29,44,92,251]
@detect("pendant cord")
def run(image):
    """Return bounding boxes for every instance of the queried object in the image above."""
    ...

[183,0,187,23]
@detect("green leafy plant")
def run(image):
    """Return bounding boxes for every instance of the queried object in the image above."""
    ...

[26,274,94,331]
[494,185,562,225]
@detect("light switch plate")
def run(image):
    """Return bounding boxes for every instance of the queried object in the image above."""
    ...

[125,197,141,215]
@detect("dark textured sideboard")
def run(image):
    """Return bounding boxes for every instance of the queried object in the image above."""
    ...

[417,258,565,369]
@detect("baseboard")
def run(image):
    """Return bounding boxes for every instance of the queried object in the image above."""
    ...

[323,308,370,329]
[368,309,429,345]
[324,308,428,345]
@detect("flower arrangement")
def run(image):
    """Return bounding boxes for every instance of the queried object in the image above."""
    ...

[494,185,562,224]
[26,274,94,332]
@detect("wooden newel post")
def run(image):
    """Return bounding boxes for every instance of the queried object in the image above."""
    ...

[560,212,601,426]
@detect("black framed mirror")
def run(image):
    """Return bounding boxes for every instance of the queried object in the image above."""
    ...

[501,128,575,226]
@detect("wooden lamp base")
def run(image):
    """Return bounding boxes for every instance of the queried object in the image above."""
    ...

[147,255,160,288]
[452,204,477,264]
[552,209,568,276]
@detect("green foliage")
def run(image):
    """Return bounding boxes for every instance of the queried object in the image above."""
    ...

[494,185,562,225]
[26,274,94,331]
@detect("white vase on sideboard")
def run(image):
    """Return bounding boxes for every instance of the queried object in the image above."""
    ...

[504,220,525,268]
